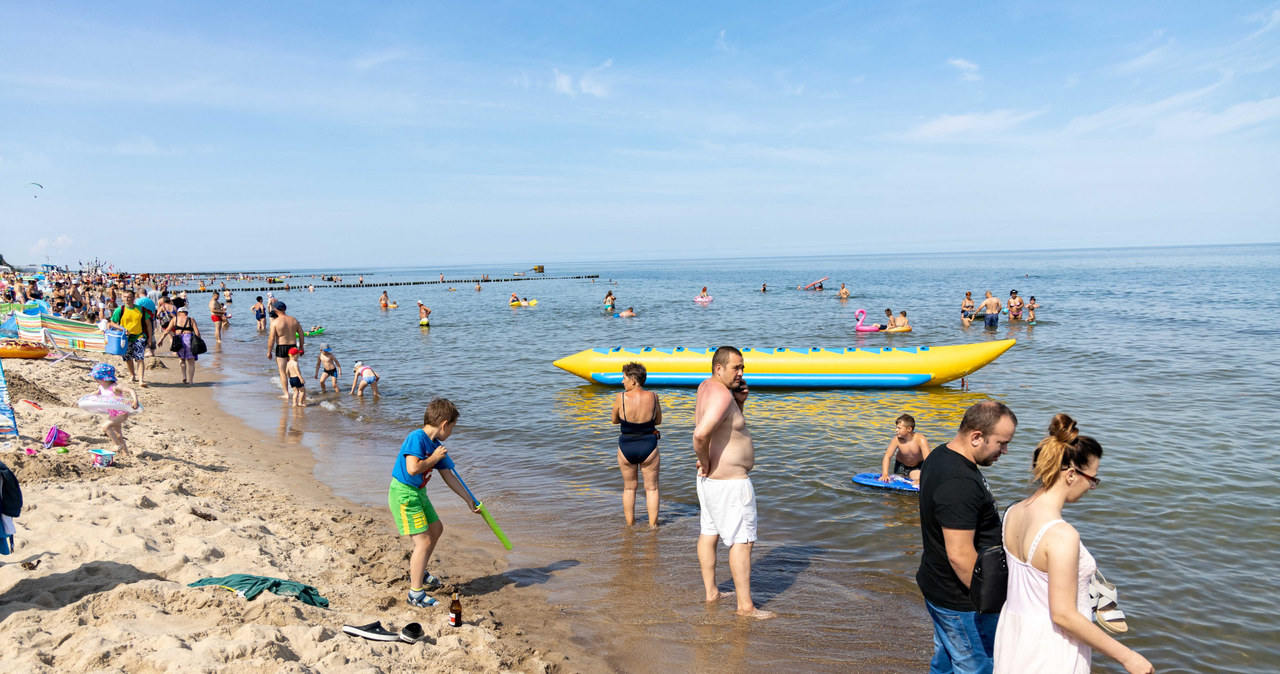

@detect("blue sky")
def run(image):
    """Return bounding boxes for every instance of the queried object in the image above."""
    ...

[2,2,1278,270]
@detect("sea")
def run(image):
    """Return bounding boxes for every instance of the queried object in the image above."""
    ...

[199,244,1279,673]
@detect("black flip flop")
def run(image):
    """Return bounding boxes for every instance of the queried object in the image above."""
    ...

[399,622,425,643]
[342,621,400,642]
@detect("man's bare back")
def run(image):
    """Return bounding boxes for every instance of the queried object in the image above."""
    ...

[270,314,301,347]
[979,294,1001,315]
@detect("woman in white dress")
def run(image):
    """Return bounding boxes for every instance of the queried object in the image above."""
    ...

[994,414,1154,674]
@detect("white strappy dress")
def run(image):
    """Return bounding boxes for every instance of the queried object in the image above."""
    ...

[993,518,1095,674]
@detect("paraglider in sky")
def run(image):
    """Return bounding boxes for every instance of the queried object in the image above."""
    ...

[27,182,43,198]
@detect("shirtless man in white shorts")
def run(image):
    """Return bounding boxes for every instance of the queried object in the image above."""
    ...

[693,346,773,619]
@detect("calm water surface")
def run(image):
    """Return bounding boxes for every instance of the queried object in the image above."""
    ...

[198,245,1279,673]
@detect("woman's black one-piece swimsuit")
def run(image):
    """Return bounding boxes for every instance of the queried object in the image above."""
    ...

[618,393,659,465]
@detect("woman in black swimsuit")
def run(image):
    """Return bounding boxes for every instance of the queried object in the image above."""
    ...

[161,306,202,385]
[611,362,663,527]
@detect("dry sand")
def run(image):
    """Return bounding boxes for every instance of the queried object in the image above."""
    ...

[0,356,603,673]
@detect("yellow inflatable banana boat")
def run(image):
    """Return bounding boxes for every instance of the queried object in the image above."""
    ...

[553,340,1014,388]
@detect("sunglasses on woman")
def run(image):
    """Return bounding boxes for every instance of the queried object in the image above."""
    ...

[1064,465,1100,488]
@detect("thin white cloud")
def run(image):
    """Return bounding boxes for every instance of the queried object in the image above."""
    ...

[29,234,74,257]
[1245,8,1280,41]
[551,68,575,96]
[904,109,1041,141]
[716,30,733,53]
[948,57,981,82]
[114,136,170,155]
[1064,74,1080,88]
[351,49,409,71]
[1118,38,1175,73]
[1065,78,1227,135]
[1156,96,1280,137]
[579,59,612,98]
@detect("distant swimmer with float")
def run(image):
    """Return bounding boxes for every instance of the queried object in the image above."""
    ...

[855,308,910,332]
[695,287,712,304]
[417,300,431,327]
[617,307,636,317]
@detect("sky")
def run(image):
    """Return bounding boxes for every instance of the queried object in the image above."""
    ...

[2,1,1278,270]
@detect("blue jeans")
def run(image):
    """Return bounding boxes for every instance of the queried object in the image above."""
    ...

[924,600,999,674]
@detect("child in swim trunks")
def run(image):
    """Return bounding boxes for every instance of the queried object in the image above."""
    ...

[878,414,930,486]
[314,344,341,393]
[286,348,306,407]
[388,398,481,608]
[89,363,138,452]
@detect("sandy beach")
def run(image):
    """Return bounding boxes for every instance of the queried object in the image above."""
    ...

[0,355,603,673]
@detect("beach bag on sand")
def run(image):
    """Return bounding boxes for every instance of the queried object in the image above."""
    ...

[192,335,208,355]
[43,425,70,449]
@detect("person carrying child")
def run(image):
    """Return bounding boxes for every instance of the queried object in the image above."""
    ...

[878,413,931,486]
[285,348,306,407]
[388,398,481,608]
[89,364,139,452]
[314,344,341,393]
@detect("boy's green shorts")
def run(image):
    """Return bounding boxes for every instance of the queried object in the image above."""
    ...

[388,478,439,536]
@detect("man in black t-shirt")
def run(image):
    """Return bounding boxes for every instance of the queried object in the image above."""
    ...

[917,401,1017,674]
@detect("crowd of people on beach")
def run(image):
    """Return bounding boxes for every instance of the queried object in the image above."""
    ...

[3,266,1100,673]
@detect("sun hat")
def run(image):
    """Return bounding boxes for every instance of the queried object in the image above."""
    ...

[320,343,331,352]
[354,361,363,369]
[417,300,423,305]
[90,363,117,382]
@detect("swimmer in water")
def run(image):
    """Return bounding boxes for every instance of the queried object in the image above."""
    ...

[604,290,615,311]
[1026,296,1041,323]
[417,301,431,326]
[878,414,930,487]
[510,292,520,304]
[961,291,975,328]
[838,283,850,300]
[761,283,767,293]
[380,291,390,309]
[698,286,710,298]
[1008,290,1024,320]
[618,307,636,317]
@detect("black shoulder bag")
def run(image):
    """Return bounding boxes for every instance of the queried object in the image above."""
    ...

[970,543,1008,613]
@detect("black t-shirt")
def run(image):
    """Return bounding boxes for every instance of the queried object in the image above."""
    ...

[916,443,1002,612]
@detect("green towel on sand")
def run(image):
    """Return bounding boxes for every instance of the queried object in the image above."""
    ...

[189,574,329,608]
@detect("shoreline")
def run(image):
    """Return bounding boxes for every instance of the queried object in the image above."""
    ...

[0,354,604,672]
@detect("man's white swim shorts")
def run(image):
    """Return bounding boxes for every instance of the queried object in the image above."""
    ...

[697,476,757,546]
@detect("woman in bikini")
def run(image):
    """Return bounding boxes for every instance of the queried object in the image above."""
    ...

[610,362,663,527]
[1009,289,1025,320]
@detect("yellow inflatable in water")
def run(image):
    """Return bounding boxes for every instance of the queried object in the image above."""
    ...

[510,299,539,307]
[553,340,1014,388]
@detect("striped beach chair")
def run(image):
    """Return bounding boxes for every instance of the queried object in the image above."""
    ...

[16,309,107,363]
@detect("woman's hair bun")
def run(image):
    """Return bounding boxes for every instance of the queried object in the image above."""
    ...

[1047,413,1079,445]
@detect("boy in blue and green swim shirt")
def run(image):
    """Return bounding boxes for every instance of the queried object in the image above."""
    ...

[388,397,479,608]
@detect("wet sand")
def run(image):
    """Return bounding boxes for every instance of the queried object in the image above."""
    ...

[0,356,604,672]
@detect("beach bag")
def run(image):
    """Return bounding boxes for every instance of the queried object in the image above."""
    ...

[0,460,21,517]
[191,335,208,355]
[43,425,70,449]
[170,335,183,352]
[970,543,1008,613]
